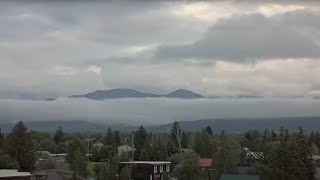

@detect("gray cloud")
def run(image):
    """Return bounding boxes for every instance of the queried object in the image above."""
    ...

[155,13,320,61]
[0,98,319,125]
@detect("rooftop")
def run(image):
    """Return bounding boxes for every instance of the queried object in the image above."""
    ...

[198,158,213,168]
[0,169,32,177]
[120,161,171,165]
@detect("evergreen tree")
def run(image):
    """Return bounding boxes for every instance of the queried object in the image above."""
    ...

[6,121,36,172]
[213,130,239,178]
[295,127,315,179]
[114,130,121,147]
[0,128,4,148]
[53,126,65,145]
[66,137,86,165]
[168,121,182,154]
[70,149,88,179]
[0,150,19,169]
[104,127,114,146]
[93,155,119,180]
[181,131,188,148]
[242,129,261,151]
[134,126,148,160]
[194,129,217,158]
[172,153,204,180]
[205,125,213,136]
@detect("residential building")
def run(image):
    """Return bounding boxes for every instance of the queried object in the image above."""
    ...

[0,169,33,180]
[33,169,73,180]
[198,158,213,180]
[120,161,171,180]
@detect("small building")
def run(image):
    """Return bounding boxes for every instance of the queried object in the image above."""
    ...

[33,169,73,180]
[238,149,264,166]
[198,158,213,180]
[120,161,171,180]
[0,169,33,180]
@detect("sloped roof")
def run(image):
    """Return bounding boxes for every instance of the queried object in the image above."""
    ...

[198,158,212,168]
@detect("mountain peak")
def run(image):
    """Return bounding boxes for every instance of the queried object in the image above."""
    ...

[166,89,204,98]
[67,88,204,100]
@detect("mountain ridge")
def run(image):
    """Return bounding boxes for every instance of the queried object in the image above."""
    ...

[67,88,204,100]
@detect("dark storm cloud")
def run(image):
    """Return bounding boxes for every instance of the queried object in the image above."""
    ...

[155,13,320,62]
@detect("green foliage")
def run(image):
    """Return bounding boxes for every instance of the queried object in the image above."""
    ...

[194,128,217,158]
[114,130,122,147]
[70,149,88,179]
[98,145,117,162]
[93,155,120,180]
[172,153,205,180]
[53,126,65,144]
[213,130,239,178]
[168,121,182,154]
[6,121,36,172]
[55,142,67,153]
[103,127,114,146]
[0,150,19,169]
[37,158,57,170]
[242,129,262,151]
[255,127,315,180]
[39,139,56,153]
[134,125,148,160]
[66,137,86,164]
[119,166,131,180]
[181,131,188,148]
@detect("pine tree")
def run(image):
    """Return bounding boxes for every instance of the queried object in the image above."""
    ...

[103,127,114,146]
[295,127,315,180]
[214,130,239,178]
[53,126,65,145]
[6,121,36,172]
[205,125,213,136]
[168,121,182,154]
[66,137,86,165]
[114,130,121,147]
[181,131,188,148]
[134,126,148,160]
[70,149,88,179]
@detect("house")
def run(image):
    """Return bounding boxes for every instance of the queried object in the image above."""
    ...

[117,145,135,154]
[220,174,260,180]
[120,161,171,180]
[198,158,213,180]
[198,158,213,170]
[238,149,264,166]
[33,169,73,180]
[0,169,33,180]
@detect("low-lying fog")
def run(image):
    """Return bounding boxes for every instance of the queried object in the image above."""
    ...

[0,98,319,125]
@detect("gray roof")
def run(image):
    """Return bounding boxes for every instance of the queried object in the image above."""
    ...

[0,169,32,177]
[120,161,171,165]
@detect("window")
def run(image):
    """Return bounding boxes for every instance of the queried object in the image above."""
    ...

[160,165,163,172]
[166,165,170,172]
[154,165,157,173]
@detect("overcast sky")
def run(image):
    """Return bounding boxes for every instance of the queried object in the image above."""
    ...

[1,1,320,99]
[1,1,320,124]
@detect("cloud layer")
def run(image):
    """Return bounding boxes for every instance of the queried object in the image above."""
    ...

[0,98,319,125]
[0,1,320,100]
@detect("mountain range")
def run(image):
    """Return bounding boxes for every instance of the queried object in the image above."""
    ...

[68,88,204,100]
[1,117,319,133]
